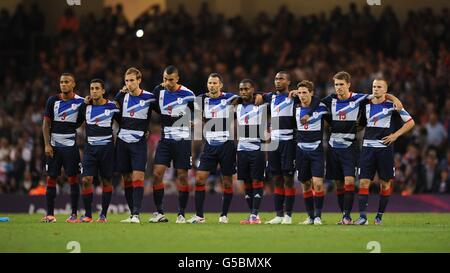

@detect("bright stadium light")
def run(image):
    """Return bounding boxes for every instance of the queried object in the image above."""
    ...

[136,29,144,38]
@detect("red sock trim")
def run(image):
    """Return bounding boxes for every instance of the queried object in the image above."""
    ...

[133,180,144,188]
[82,187,93,195]
[124,180,133,188]
[359,188,369,195]
[152,182,164,190]
[381,187,391,196]
[313,190,325,197]
[224,187,233,194]
[303,190,313,198]
[252,181,264,189]
[195,185,206,192]
[178,185,190,192]
[68,176,78,185]
[285,187,296,196]
[103,185,113,193]
[274,186,285,195]
[344,184,355,192]
[46,177,57,187]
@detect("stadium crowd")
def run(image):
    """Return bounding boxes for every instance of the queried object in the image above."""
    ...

[0,2,448,195]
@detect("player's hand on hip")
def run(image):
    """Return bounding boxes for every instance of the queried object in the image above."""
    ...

[382,133,398,145]
[45,144,54,158]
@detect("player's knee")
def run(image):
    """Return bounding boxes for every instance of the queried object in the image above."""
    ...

[301,181,312,192]
[313,183,323,193]
[81,177,92,188]
[152,171,163,184]
[359,179,370,189]
[344,176,355,185]
[380,180,391,190]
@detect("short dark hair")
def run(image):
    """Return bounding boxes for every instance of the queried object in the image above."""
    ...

[277,71,291,81]
[297,80,314,92]
[90,78,105,89]
[208,72,223,83]
[125,67,142,79]
[164,65,179,75]
[333,71,351,83]
[61,73,75,81]
[240,78,254,87]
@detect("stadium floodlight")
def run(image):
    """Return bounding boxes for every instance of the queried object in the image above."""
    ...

[136,29,144,38]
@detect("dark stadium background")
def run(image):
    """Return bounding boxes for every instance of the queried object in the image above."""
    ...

[0,0,448,213]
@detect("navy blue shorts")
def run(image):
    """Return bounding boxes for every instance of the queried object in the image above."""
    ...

[268,140,296,176]
[82,143,115,179]
[197,141,236,176]
[326,144,358,180]
[296,144,324,182]
[359,145,394,181]
[154,139,192,169]
[237,150,266,181]
[45,145,81,177]
[115,138,147,173]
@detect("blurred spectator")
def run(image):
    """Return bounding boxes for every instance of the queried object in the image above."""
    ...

[57,8,79,34]
[415,149,441,193]
[425,112,448,152]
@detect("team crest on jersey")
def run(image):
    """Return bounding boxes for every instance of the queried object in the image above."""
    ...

[221,99,227,106]
[349,101,356,108]
[177,98,183,104]
[139,100,145,106]
[382,108,388,115]
[313,112,319,118]
[104,109,110,116]
[71,104,78,110]
[285,97,291,103]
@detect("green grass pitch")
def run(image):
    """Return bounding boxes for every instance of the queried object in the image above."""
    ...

[1,213,449,253]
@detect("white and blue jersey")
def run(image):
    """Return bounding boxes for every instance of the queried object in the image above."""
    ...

[311,93,370,148]
[263,92,298,141]
[43,93,84,147]
[79,101,120,146]
[295,102,328,151]
[152,84,195,140]
[115,90,156,143]
[201,92,238,145]
[362,100,413,148]
[236,102,267,151]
